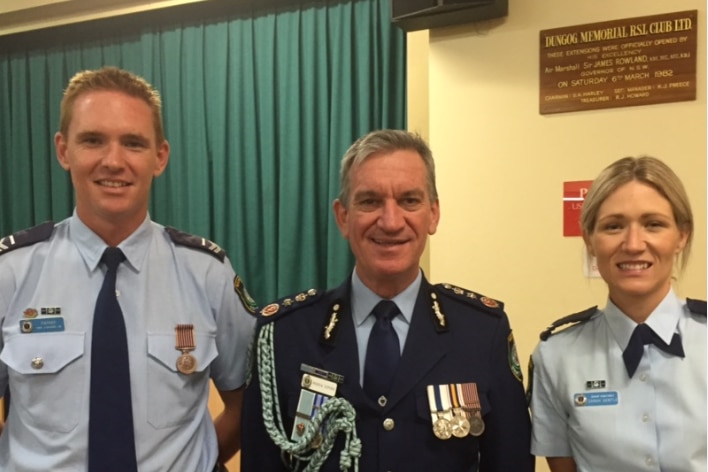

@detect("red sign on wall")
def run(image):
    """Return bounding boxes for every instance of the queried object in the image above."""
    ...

[563,180,593,236]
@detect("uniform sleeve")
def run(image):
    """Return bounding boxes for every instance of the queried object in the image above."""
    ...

[240,322,291,472]
[0,288,8,393]
[530,342,573,457]
[208,256,256,391]
[479,317,535,472]
[0,263,13,393]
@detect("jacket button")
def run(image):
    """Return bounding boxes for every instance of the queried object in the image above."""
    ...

[383,418,395,431]
[31,357,44,369]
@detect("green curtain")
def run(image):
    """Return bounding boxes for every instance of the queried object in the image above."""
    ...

[0,0,406,303]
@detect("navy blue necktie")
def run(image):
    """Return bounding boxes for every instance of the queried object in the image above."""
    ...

[88,247,137,472]
[622,323,685,378]
[363,300,401,401]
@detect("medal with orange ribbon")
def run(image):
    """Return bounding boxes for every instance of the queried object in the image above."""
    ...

[175,324,197,374]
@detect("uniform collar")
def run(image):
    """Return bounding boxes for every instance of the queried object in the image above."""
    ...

[351,269,421,327]
[605,289,683,350]
[70,210,154,273]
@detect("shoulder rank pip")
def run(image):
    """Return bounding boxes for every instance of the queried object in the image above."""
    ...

[435,283,505,316]
[165,227,226,262]
[259,288,323,324]
[686,298,707,316]
[0,221,54,257]
[539,306,598,341]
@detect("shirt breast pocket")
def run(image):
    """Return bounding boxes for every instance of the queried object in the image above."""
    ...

[146,332,217,428]
[0,332,86,432]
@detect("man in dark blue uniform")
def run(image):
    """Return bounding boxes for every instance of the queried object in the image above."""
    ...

[241,129,533,472]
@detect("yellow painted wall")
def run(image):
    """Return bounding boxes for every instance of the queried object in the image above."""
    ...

[409,1,706,471]
[408,28,432,274]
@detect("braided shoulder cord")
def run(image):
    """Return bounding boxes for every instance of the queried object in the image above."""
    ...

[244,323,258,387]
[257,323,361,471]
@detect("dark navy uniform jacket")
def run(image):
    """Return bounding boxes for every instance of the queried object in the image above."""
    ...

[241,276,534,472]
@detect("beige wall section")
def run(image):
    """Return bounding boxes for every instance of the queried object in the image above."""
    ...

[407,29,433,273]
[411,0,706,471]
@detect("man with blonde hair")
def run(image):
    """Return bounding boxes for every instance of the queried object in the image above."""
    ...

[0,67,255,472]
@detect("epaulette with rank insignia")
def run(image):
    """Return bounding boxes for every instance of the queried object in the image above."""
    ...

[435,283,505,317]
[539,306,598,341]
[0,221,54,257]
[259,288,323,324]
[686,298,706,316]
[165,227,226,262]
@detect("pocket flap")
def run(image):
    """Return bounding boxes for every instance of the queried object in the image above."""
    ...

[147,332,217,373]
[0,332,85,374]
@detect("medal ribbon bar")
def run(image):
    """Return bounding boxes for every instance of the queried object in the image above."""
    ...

[176,324,196,350]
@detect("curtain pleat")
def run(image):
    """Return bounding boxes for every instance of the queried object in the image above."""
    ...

[0,0,406,303]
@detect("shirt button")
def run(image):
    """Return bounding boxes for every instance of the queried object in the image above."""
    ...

[646,456,655,466]
[642,414,650,423]
[639,373,648,381]
[31,357,44,369]
[383,418,395,431]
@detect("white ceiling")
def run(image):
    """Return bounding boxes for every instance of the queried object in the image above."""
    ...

[0,0,209,36]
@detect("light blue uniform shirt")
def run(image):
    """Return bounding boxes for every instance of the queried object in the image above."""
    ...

[0,213,256,471]
[530,290,706,471]
[351,269,420,386]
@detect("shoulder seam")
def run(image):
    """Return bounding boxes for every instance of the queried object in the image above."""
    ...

[686,298,706,316]
[0,221,54,257]
[434,283,505,316]
[164,226,226,262]
[540,306,598,341]
[259,288,323,323]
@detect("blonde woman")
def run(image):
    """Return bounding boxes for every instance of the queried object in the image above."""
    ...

[529,156,705,472]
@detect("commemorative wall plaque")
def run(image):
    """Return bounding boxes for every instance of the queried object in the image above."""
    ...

[540,10,697,114]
